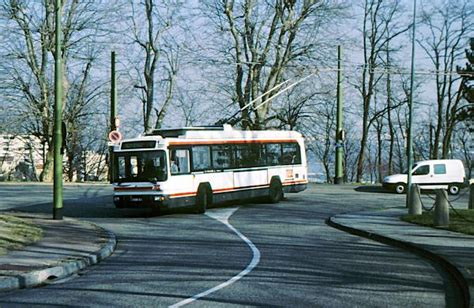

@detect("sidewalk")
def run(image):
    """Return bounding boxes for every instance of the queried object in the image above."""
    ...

[328,208,474,308]
[0,213,116,291]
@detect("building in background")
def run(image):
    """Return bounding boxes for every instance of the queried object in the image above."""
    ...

[0,134,43,181]
[0,134,108,182]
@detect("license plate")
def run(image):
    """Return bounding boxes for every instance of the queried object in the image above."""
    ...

[131,197,142,202]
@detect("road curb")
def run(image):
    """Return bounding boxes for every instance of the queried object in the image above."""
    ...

[0,222,116,291]
[326,216,470,308]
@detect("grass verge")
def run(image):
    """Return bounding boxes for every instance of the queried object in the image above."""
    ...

[401,209,474,236]
[0,215,43,256]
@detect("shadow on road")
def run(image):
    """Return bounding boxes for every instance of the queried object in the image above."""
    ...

[10,194,270,219]
[354,185,388,194]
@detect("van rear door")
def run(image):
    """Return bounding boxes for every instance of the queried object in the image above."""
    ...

[430,163,449,188]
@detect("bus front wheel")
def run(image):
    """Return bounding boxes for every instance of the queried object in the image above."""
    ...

[268,179,283,203]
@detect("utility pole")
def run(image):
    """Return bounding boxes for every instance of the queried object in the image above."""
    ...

[53,0,63,220]
[406,0,417,212]
[108,51,117,183]
[335,45,344,184]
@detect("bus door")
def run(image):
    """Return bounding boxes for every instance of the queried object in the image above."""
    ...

[281,143,302,183]
[168,148,195,200]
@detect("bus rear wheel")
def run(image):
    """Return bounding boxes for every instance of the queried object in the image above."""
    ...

[268,179,283,203]
[195,185,211,214]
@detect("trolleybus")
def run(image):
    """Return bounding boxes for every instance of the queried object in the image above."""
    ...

[111,124,307,213]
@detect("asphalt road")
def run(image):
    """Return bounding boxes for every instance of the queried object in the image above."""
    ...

[0,183,469,306]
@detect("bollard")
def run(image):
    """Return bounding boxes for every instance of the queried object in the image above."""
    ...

[434,189,449,227]
[408,184,422,215]
[469,182,474,210]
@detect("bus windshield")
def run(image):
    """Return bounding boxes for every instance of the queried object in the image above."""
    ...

[114,150,167,183]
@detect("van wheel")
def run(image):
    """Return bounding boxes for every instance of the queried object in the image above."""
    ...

[268,179,283,203]
[195,185,211,214]
[448,184,460,196]
[395,183,406,194]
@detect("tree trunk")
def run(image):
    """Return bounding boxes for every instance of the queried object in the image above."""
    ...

[377,126,383,183]
[356,97,369,182]
[41,147,54,182]
[386,49,395,175]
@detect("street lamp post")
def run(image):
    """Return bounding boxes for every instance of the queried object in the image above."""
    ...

[53,0,63,220]
[109,51,117,183]
[406,0,419,214]
[335,45,344,184]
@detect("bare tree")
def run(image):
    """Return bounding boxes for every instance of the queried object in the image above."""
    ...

[457,38,474,104]
[342,120,360,182]
[455,124,472,179]
[355,0,410,182]
[0,0,113,181]
[202,0,343,129]
[62,56,106,181]
[418,0,473,158]
[305,98,336,183]
[128,0,180,132]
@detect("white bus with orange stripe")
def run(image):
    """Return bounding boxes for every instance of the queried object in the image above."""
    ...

[112,124,307,213]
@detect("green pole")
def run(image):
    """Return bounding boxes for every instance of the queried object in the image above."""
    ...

[108,51,117,183]
[53,0,63,220]
[335,45,344,184]
[110,51,117,132]
[406,0,417,210]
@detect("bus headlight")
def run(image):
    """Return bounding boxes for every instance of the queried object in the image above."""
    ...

[113,196,121,202]
[154,196,165,202]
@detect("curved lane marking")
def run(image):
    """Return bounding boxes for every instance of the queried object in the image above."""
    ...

[169,207,261,308]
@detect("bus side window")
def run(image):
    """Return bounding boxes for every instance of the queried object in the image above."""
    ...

[192,146,211,171]
[281,143,301,165]
[211,145,232,169]
[234,145,245,168]
[266,143,281,166]
[170,148,190,175]
[249,144,265,167]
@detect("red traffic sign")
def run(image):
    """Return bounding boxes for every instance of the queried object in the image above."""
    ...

[108,130,122,143]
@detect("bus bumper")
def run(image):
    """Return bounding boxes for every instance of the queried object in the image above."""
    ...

[284,183,307,193]
[113,195,169,209]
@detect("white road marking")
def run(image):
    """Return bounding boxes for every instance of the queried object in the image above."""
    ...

[169,207,261,307]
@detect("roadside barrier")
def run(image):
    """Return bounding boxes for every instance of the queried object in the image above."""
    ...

[412,185,474,224]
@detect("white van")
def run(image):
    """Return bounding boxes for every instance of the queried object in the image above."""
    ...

[382,159,466,195]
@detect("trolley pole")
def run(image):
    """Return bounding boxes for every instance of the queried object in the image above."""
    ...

[406,0,417,210]
[108,51,117,183]
[53,0,63,220]
[334,45,344,184]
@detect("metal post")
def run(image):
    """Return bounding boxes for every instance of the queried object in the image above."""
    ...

[408,184,422,215]
[469,182,474,210]
[334,45,344,184]
[434,189,449,227]
[406,0,417,209]
[53,0,63,220]
[108,51,117,183]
